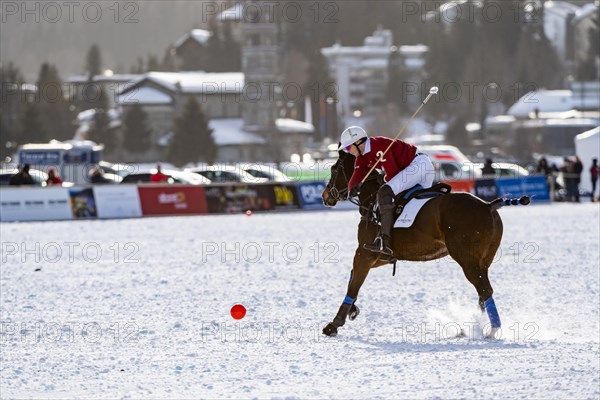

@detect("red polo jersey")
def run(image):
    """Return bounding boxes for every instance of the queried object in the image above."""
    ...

[347,136,417,191]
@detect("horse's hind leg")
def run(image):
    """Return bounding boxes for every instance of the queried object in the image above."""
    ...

[460,263,501,337]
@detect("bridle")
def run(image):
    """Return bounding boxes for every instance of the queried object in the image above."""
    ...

[327,152,379,214]
[327,153,350,202]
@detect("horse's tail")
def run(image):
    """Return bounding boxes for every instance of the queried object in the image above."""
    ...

[489,196,531,211]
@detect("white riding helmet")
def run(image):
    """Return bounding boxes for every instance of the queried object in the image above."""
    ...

[338,126,368,150]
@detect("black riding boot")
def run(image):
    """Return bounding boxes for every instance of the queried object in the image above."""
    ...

[364,185,395,257]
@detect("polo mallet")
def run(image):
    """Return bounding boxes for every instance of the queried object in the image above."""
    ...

[360,86,439,184]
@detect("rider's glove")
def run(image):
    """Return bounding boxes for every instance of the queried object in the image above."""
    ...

[349,183,362,198]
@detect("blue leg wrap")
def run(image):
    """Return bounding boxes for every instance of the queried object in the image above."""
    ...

[484,297,501,328]
[343,295,355,305]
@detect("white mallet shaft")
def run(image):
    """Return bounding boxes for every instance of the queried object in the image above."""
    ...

[359,87,439,185]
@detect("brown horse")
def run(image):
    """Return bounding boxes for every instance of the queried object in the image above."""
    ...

[321,150,530,337]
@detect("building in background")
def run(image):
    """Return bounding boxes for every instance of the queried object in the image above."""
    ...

[173,29,212,71]
[544,1,599,77]
[321,28,428,125]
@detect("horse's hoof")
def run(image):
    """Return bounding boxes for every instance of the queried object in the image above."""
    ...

[323,323,338,337]
[485,327,500,339]
[349,304,360,321]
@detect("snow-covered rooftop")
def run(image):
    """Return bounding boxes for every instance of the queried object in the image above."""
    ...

[399,45,429,55]
[174,29,212,48]
[485,115,517,126]
[143,72,245,94]
[209,119,266,146]
[76,108,121,123]
[275,119,315,134]
[65,74,140,84]
[321,45,391,58]
[360,58,388,69]
[574,3,599,23]
[576,126,599,140]
[508,90,574,117]
[117,87,173,105]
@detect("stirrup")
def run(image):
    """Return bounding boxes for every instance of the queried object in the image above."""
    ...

[363,236,393,256]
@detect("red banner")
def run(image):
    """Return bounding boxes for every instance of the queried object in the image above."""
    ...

[444,179,474,193]
[137,185,208,216]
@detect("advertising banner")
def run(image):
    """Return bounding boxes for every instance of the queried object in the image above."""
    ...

[474,178,498,202]
[257,183,300,210]
[495,176,550,201]
[0,187,72,222]
[204,184,273,213]
[443,179,474,193]
[69,187,97,218]
[93,185,142,219]
[296,181,328,209]
[138,185,208,216]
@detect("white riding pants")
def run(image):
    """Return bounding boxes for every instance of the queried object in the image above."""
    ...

[386,154,435,195]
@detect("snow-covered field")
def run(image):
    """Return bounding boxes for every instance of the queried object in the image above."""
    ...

[1,203,599,399]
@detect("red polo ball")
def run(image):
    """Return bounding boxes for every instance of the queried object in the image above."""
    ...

[245,210,252,217]
[230,304,246,320]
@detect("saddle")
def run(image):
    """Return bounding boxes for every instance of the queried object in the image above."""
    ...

[393,182,452,217]
[368,183,451,271]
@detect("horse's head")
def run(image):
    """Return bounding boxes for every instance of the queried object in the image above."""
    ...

[322,148,356,207]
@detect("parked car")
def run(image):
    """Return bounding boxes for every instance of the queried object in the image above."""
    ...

[239,164,291,182]
[186,165,268,184]
[95,172,123,184]
[466,163,530,179]
[120,168,211,185]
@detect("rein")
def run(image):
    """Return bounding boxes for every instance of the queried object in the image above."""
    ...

[328,154,380,221]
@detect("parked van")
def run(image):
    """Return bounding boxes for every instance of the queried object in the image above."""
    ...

[17,140,104,184]
[416,145,473,181]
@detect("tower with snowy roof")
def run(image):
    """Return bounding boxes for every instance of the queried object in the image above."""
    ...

[240,1,282,160]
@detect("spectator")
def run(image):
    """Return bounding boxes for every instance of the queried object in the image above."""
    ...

[561,157,578,202]
[9,164,35,186]
[151,164,169,183]
[573,156,583,203]
[90,167,110,184]
[591,158,599,202]
[481,158,495,176]
[536,157,550,175]
[537,157,556,200]
[46,167,63,186]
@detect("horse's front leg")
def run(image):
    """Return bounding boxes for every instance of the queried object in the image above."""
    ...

[323,249,373,337]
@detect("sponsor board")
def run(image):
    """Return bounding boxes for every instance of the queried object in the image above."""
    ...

[495,176,550,201]
[93,185,142,219]
[443,179,474,193]
[0,187,72,222]
[138,185,208,216]
[297,182,327,209]
[258,184,300,210]
[475,178,498,202]
[69,187,97,218]
[204,184,273,214]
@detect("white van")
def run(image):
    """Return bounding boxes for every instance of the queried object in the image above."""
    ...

[17,140,104,184]
[416,145,474,181]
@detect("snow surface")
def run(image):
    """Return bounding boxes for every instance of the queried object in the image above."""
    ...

[1,203,599,398]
